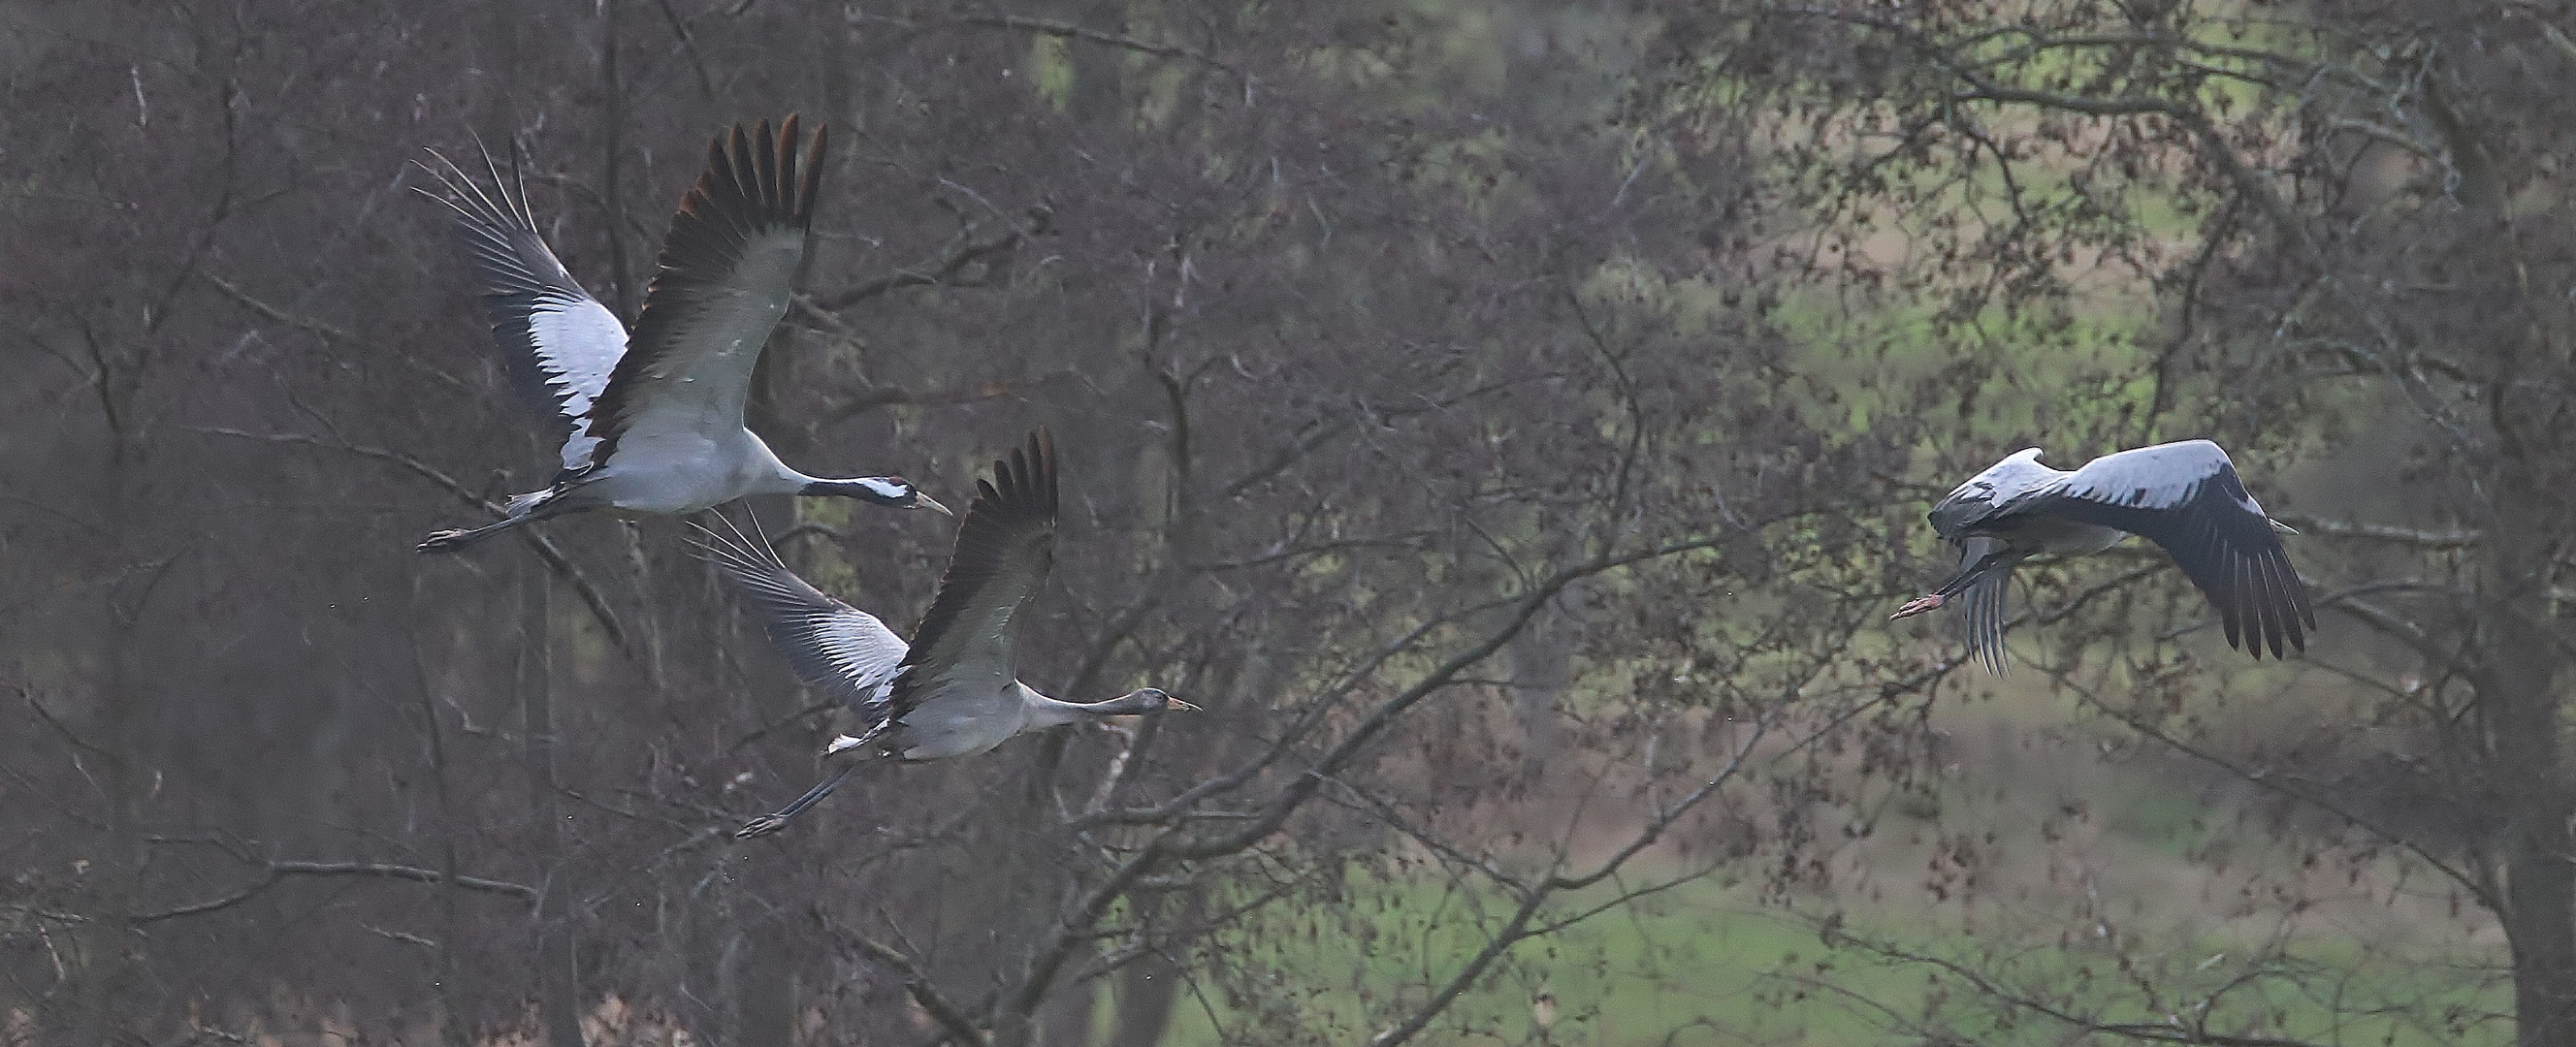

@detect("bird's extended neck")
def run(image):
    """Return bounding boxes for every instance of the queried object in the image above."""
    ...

[1021,684,1165,728]
[799,475,916,505]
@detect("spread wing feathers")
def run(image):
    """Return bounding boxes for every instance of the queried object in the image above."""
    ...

[2039,440,2318,658]
[886,429,1059,722]
[585,116,827,467]
[1928,449,2061,536]
[416,143,627,472]
[1954,544,2012,674]
[692,515,907,717]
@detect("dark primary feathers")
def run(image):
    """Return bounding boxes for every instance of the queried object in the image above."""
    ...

[692,516,907,717]
[885,428,1059,724]
[584,116,828,469]
[2036,445,2317,658]
[712,429,1192,836]
[1952,541,2012,675]
[1910,439,2316,666]
[415,142,626,472]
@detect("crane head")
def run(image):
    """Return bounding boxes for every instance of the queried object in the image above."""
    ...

[807,476,953,515]
[1124,688,1198,713]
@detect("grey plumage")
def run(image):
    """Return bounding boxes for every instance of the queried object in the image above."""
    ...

[702,430,1192,838]
[1894,439,2317,670]
[414,117,946,554]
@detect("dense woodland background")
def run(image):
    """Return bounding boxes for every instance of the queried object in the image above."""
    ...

[5,1,2574,1045]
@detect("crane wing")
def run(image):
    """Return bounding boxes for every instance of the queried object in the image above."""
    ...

[1952,538,2012,674]
[1928,449,2063,537]
[2038,440,2316,658]
[693,515,908,717]
[418,143,627,472]
[584,117,824,470]
[886,429,1058,724]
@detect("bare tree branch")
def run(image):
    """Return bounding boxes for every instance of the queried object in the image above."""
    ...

[2270,513,2479,549]
[197,270,357,343]
[135,860,538,923]
[188,427,631,652]
[821,914,990,1047]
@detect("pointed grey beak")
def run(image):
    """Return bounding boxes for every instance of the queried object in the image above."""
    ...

[916,492,954,517]
[1165,697,1201,712]
[2270,518,2298,535]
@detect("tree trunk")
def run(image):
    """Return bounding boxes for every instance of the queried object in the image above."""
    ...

[2427,66,2574,1047]
[2484,473,2572,1047]
[732,920,795,1047]
[973,742,1063,1047]
[523,567,587,1047]
[1508,605,1572,792]
[67,636,145,1047]
[67,387,151,1047]
[1107,888,1191,1047]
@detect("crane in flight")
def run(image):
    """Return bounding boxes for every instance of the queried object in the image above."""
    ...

[1892,439,2317,672]
[414,116,947,554]
[702,430,1193,837]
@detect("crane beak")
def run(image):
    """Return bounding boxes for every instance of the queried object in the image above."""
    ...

[1889,593,1946,620]
[915,492,955,517]
[2270,518,2298,535]
[1165,697,1201,712]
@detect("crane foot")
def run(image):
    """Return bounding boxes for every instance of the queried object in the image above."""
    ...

[417,529,473,554]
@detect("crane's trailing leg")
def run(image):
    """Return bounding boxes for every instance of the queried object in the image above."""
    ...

[418,489,576,553]
[1891,537,2020,620]
[736,762,862,838]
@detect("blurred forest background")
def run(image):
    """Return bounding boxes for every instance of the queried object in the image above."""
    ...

[5,0,2574,1044]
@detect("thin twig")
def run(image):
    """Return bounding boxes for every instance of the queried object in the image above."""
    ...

[135,860,538,923]
[198,270,357,342]
[824,917,990,1047]
[188,426,631,651]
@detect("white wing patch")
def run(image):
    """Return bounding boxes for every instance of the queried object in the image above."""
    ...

[693,519,909,715]
[526,292,628,470]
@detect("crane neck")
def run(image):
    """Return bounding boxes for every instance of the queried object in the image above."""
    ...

[800,476,917,506]
[1020,684,1162,728]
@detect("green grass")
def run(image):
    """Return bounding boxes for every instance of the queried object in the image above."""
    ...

[1135,858,2505,1046]
[1127,682,2510,1046]
[1132,862,2506,1045]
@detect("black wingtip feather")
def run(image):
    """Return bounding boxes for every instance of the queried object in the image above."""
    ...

[585,116,830,466]
[754,118,778,206]
[777,114,802,224]
[1966,572,2008,675]
[900,428,1061,672]
[799,123,828,223]
[1988,442,2318,663]
[2279,553,2309,653]
[2253,566,2279,659]
[2260,552,2295,658]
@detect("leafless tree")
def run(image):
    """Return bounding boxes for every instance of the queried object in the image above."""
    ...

[10,1,2557,1046]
